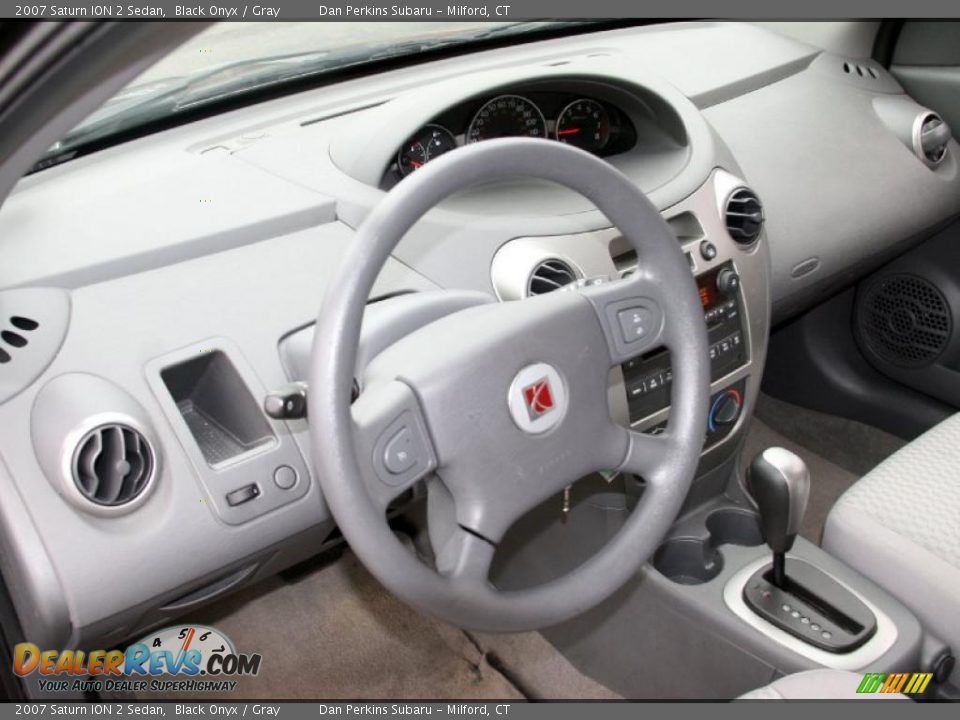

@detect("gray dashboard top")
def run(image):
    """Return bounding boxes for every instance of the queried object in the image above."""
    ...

[0,21,818,291]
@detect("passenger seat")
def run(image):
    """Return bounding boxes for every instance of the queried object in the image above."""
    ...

[822,413,960,685]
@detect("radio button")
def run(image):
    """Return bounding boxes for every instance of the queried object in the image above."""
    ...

[716,268,741,296]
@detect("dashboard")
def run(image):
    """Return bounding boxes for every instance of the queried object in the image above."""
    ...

[388,89,637,182]
[0,21,959,655]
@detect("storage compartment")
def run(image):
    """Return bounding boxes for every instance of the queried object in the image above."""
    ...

[160,351,275,467]
[654,507,763,585]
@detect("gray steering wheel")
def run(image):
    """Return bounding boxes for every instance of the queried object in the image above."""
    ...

[309,138,709,631]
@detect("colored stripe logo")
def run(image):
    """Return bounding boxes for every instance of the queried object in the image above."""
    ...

[857,672,932,695]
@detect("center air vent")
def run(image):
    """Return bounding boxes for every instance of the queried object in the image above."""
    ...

[527,259,578,296]
[724,189,764,244]
[73,424,155,507]
[914,112,951,168]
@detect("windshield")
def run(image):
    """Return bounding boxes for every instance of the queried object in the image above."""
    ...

[38,21,592,168]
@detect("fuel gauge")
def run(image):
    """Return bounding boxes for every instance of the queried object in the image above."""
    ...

[397,124,457,176]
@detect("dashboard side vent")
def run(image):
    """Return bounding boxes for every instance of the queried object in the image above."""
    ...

[72,424,155,507]
[724,188,764,244]
[0,315,39,363]
[843,61,878,80]
[527,259,578,296]
[0,289,69,403]
[856,274,952,368]
[914,112,951,168]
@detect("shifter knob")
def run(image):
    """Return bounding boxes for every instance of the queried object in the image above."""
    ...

[747,447,810,555]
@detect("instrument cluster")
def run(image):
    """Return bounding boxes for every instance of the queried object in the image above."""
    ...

[393,90,637,178]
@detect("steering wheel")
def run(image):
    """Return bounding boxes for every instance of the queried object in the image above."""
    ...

[309,138,709,632]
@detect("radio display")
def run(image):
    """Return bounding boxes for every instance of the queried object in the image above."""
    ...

[697,268,721,310]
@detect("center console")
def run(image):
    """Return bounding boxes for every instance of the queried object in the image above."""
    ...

[484,170,946,698]
[489,168,770,475]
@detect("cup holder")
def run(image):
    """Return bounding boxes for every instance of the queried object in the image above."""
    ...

[653,539,723,585]
[653,507,763,585]
[705,507,764,548]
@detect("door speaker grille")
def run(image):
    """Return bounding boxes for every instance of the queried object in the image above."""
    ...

[856,274,952,368]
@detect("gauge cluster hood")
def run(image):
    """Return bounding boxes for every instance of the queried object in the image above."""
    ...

[327,59,710,199]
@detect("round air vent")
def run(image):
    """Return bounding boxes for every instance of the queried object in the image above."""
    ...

[72,424,155,507]
[527,259,578,296]
[856,274,952,368]
[913,112,951,168]
[724,188,764,244]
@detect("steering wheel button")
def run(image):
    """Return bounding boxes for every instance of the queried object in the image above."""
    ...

[384,427,418,474]
[617,307,653,343]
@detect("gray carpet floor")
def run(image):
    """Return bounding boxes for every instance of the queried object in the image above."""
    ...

[743,394,906,543]
[139,551,620,701]
[754,394,906,476]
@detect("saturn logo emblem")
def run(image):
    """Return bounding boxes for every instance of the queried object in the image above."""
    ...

[508,363,567,434]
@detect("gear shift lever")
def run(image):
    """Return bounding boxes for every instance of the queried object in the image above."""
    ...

[741,448,877,653]
[747,447,810,588]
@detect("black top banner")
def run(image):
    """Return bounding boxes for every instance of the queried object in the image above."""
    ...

[6,0,960,20]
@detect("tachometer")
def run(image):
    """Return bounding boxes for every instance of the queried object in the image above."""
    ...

[555,99,610,152]
[397,124,457,176]
[466,95,547,143]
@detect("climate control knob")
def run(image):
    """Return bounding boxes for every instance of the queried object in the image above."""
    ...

[708,389,742,433]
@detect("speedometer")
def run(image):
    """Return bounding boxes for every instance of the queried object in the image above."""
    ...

[466,95,547,143]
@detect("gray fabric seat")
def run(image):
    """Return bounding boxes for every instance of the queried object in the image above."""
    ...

[822,412,960,684]
[738,669,905,700]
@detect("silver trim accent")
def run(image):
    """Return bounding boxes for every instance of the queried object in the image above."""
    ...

[723,555,899,670]
[912,111,949,168]
[491,239,591,301]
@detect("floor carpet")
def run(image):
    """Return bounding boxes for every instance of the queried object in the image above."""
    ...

[754,394,906,476]
[138,551,619,701]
